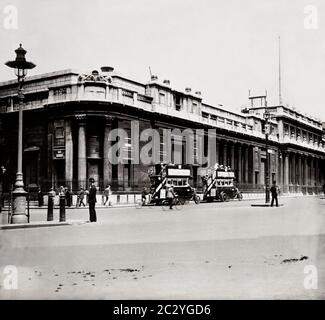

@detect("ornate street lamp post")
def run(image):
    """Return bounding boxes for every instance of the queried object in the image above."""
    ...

[5,44,36,224]
[264,108,271,203]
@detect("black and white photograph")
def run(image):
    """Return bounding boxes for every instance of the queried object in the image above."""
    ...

[0,0,324,304]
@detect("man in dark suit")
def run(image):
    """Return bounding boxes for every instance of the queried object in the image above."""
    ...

[88,178,97,222]
[270,180,279,207]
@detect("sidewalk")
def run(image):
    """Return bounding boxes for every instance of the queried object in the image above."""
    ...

[0,220,87,230]
[1,194,322,230]
[2,192,314,210]
[0,202,138,229]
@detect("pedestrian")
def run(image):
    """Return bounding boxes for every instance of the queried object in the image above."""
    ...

[49,187,56,197]
[37,187,43,207]
[103,185,111,207]
[59,186,65,196]
[270,180,279,207]
[141,187,147,205]
[78,187,86,207]
[48,187,56,198]
[65,187,72,207]
[166,184,176,210]
[88,179,97,222]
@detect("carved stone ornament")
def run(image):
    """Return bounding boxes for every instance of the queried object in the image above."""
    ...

[78,70,112,84]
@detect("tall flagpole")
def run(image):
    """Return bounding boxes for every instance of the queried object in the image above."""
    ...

[278,35,282,105]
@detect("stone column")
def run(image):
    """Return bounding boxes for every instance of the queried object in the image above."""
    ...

[319,158,323,185]
[223,142,227,167]
[103,116,114,187]
[207,131,217,167]
[300,155,303,185]
[238,144,242,183]
[292,153,296,187]
[216,140,220,165]
[65,119,73,190]
[76,114,87,189]
[131,120,140,187]
[310,157,315,188]
[244,145,249,183]
[252,146,256,185]
[284,152,289,193]
[163,128,172,164]
[231,144,235,170]
[298,154,302,186]
[278,152,283,188]
[47,123,54,189]
[315,157,319,188]
[305,156,309,187]
[258,147,262,184]
[118,164,124,190]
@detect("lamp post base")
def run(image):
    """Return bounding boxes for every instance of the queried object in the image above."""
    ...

[11,173,28,224]
[265,189,270,203]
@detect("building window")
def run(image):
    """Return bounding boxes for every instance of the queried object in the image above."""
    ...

[302,131,306,141]
[175,94,182,111]
[54,126,65,147]
[202,112,209,120]
[159,92,165,105]
[296,129,301,140]
[192,102,198,113]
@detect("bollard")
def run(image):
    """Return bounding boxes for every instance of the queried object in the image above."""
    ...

[59,193,66,222]
[47,191,54,221]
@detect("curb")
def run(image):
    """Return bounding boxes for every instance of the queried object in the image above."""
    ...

[0,220,87,230]
[0,204,136,211]
[251,204,284,207]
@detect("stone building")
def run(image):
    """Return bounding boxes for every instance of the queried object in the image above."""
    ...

[0,67,324,194]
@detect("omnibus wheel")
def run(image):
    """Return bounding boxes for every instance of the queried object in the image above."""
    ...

[194,195,200,204]
[135,199,143,209]
[220,192,229,202]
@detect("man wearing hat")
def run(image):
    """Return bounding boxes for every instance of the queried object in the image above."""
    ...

[88,178,97,222]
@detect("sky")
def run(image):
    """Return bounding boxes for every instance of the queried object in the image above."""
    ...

[0,0,324,120]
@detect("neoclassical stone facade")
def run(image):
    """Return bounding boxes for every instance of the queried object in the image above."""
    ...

[0,67,324,194]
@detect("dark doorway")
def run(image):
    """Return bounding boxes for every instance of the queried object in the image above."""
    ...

[24,151,39,186]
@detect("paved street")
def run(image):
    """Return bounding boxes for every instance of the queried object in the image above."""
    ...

[0,196,324,299]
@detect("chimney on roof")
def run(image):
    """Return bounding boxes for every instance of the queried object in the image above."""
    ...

[101,66,114,75]
[151,75,158,81]
[163,79,170,86]
[195,91,201,96]
[185,87,191,93]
